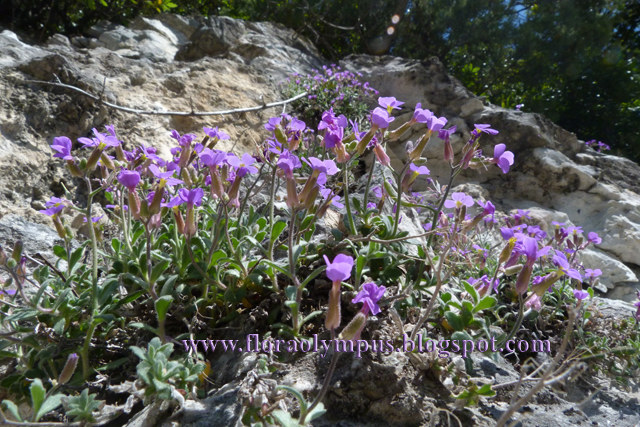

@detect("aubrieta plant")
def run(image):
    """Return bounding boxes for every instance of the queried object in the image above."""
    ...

[0,85,632,425]
[282,64,379,128]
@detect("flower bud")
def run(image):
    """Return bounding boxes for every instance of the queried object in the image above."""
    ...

[10,241,23,263]
[5,258,17,269]
[149,212,162,230]
[184,208,197,239]
[407,131,432,161]
[53,216,67,240]
[100,152,115,170]
[128,191,141,220]
[503,264,523,276]
[325,281,342,331]
[387,121,413,141]
[173,207,185,235]
[285,177,300,209]
[515,264,533,295]
[85,147,103,172]
[66,160,84,177]
[148,187,164,216]
[498,238,516,264]
[443,139,454,163]
[355,128,376,155]
[58,353,79,385]
[338,312,367,341]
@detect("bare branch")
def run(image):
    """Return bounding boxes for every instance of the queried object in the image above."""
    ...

[21,79,308,117]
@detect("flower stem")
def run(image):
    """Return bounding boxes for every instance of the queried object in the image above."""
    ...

[342,168,357,235]
[392,162,411,236]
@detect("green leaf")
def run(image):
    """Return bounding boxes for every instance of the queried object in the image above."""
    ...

[462,280,479,304]
[151,260,171,284]
[160,275,179,297]
[473,296,497,313]
[30,278,52,307]
[6,308,39,323]
[35,394,63,422]
[271,409,298,427]
[69,244,86,274]
[130,345,147,361]
[451,331,473,342]
[98,277,120,306]
[30,378,46,417]
[155,295,173,323]
[356,254,367,281]
[276,385,307,415]
[298,266,326,292]
[444,311,464,331]
[114,290,146,308]
[111,238,121,253]
[477,384,495,396]
[306,402,326,422]
[53,245,67,261]
[460,304,474,327]
[2,400,22,421]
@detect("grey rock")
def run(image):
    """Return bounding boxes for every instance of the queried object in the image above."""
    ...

[0,30,48,68]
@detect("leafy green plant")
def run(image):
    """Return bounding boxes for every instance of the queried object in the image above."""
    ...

[130,337,204,402]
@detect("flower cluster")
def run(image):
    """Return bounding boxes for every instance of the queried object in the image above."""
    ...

[283,64,379,128]
[584,139,611,152]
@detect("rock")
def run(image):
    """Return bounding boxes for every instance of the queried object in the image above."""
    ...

[0,214,65,260]
[579,248,638,290]
[175,16,247,61]
[0,30,48,68]
[170,383,243,427]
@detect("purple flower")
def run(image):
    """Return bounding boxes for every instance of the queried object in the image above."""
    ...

[265,116,282,132]
[78,127,120,149]
[468,275,499,295]
[517,235,540,267]
[426,115,447,132]
[149,164,184,187]
[444,192,474,209]
[82,215,103,223]
[39,196,70,216]
[371,107,395,129]
[170,130,197,147]
[51,136,74,160]
[412,103,433,123]
[303,157,339,175]
[515,103,524,111]
[587,232,602,245]
[226,153,258,177]
[573,289,589,300]
[471,124,499,137]
[409,163,430,176]
[203,126,230,140]
[323,253,354,283]
[117,170,140,191]
[352,282,386,315]
[323,127,344,148]
[320,187,344,209]
[378,96,404,113]
[552,251,582,280]
[277,151,302,179]
[318,109,348,131]
[179,188,204,207]
[438,125,457,142]
[199,148,227,168]
[477,200,495,216]
[493,144,514,174]
[584,268,602,279]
